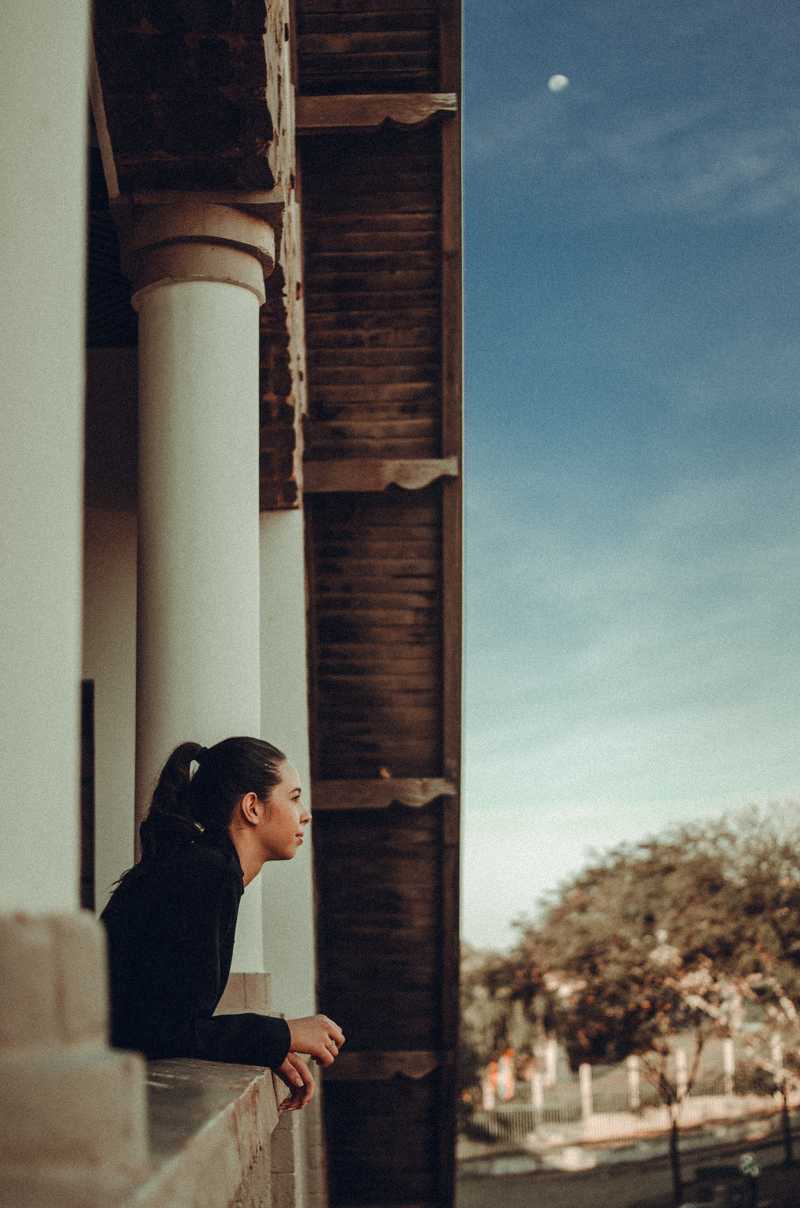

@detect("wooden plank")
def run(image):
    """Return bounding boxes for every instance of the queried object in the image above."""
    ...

[324,1050,450,1081]
[313,778,456,810]
[298,91,457,133]
[304,457,457,493]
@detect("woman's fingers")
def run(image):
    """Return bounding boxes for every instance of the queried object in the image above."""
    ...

[287,1014,346,1065]
[277,1054,315,1111]
[321,1016,346,1047]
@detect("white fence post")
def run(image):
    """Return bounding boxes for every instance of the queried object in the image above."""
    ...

[722,1036,735,1097]
[530,1068,544,1112]
[627,1055,641,1110]
[675,1048,688,1101]
[579,1063,593,1121]
[545,1037,558,1087]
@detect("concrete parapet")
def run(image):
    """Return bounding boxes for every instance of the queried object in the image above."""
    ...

[130,1059,281,1208]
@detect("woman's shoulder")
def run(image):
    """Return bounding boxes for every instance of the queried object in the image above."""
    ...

[137,813,243,888]
[179,837,242,887]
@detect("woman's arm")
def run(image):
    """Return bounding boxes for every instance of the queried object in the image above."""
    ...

[161,863,291,1068]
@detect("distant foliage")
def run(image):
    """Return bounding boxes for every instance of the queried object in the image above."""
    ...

[461,804,800,1202]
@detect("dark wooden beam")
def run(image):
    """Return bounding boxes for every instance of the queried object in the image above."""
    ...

[297,92,457,135]
[303,456,458,494]
[438,1,463,1204]
[312,778,456,811]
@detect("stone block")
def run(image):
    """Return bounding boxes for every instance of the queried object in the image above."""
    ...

[0,914,59,1050]
[271,1170,297,1208]
[0,1163,140,1208]
[271,1112,299,1173]
[50,910,109,1046]
[215,971,272,1014]
[0,1046,148,1173]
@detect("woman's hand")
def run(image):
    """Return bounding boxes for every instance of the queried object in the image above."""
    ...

[275,1053,315,1112]
[287,1014,345,1067]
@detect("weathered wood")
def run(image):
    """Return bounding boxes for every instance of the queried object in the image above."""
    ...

[324,1051,448,1081]
[298,91,456,133]
[312,778,455,810]
[440,15,463,788]
[437,4,462,1204]
[298,38,459,1208]
[300,0,435,12]
[304,457,457,494]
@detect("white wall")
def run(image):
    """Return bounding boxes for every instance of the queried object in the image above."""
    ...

[82,508,138,911]
[259,509,317,1016]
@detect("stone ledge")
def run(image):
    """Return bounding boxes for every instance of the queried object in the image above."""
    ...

[126,1057,282,1208]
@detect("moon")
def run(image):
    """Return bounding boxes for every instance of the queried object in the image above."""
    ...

[547,74,570,93]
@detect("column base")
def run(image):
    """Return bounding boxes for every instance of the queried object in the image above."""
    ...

[0,912,148,1204]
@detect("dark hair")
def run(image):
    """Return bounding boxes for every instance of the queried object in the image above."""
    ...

[138,736,286,862]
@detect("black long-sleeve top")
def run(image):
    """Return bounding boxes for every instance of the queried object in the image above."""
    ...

[100,813,291,1068]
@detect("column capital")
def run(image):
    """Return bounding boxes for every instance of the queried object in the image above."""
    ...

[120,201,276,308]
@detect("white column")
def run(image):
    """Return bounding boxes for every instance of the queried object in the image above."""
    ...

[0,7,149,1202]
[259,509,316,1014]
[0,0,89,913]
[128,204,275,973]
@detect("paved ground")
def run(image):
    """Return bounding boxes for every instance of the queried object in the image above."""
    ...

[458,1136,800,1208]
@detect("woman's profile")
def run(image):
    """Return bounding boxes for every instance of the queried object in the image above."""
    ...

[100,736,344,1112]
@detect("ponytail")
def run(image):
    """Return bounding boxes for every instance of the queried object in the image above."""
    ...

[138,741,206,860]
[136,736,286,864]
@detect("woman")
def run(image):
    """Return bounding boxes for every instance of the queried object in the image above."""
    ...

[100,736,344,1112]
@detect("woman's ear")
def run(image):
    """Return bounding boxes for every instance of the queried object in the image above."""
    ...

[239,790,260,825]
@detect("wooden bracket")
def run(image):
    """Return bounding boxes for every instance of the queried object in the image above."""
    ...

[303,457,458,494]
[312,778,457,811]
[297,92,458,135]
[324,1050,453,1081]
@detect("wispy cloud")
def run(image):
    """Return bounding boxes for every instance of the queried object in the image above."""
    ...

[465,461,800,828]
[468,89,800,224]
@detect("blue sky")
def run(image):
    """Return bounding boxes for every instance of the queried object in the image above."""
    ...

[461,0,800,948]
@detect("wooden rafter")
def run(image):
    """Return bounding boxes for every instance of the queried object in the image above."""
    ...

[303,457,458,494]
[297,92,457,135]
[312,778,456,811]
[324,1050,451,1082]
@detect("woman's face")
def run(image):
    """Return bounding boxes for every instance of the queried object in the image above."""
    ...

[260,761,310,861]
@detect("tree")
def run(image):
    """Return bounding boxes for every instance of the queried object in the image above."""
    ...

[511,819,778,1205]
[462,807,800,1202]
